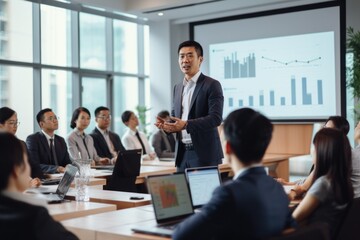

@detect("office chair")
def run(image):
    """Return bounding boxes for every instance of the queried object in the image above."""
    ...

[105,149,142,193]
[335,197,360,240]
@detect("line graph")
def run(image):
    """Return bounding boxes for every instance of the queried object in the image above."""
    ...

[261,56,321,65]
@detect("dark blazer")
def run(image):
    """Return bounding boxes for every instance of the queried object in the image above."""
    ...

[90,128,125,159]
[173,167,296,240]
[151,130,175,158]
[0,194,78,240]
[26,132,72,174]
[172,73,224,167]
[20,140,44,179]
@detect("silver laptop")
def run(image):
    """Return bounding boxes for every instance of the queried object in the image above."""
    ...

[185,166,222,209]
[131,173,194,237]
[43,164,78,203]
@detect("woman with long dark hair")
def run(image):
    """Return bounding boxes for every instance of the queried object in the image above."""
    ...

[292,128,353,237]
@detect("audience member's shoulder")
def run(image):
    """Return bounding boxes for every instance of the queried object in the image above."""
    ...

[26,131,41,140]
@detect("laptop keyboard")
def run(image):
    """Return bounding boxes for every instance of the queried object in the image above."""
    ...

[46,194,62,201]
[160,223,179,230]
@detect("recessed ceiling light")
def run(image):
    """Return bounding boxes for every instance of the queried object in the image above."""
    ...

[158,12,164,16]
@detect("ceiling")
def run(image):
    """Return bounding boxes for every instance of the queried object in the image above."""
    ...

[71,0,327,23]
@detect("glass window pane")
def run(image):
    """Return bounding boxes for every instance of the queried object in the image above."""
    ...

[0,0,32,62]
[113,76,138,136]
[41,5,72,67]
[80,13,106,70]
[41,69,72,138]
[113,20,138,73]
[0,65,33,141]
[144,25,150,75]
[81,77,107,132]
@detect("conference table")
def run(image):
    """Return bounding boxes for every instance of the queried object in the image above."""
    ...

[141,153,292,181]
[62,205,169,240]
[48,201,116,221]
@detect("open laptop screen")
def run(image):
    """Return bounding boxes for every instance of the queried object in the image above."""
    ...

[147,173,194,224]
[185,166,222,208]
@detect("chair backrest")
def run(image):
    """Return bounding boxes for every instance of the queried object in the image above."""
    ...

[106,149,142,192]
[268,223,330,240]
[336,197,360,240]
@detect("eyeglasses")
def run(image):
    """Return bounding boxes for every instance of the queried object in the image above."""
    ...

[45,116,60,122]
[97,115,111,121]
[6,121,20,127]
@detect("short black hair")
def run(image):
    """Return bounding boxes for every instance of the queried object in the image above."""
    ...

[223,108,273,164]
[325,116,350,135]
[94,106,109,117]
[0,132,27,190]
[157,110,170,119]
[70,107,91,129]
[0,107,16,124]
[121,110,133,124]
[178,40,203,57]
[36,108,53,126]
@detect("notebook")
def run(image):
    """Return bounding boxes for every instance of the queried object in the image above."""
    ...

[43,164,78,203]
[131,173,194,237]
[185,166,222,208]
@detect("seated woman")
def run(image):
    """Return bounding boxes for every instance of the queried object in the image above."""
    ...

[121,110,156,160]
[0,107,42,187]
[292,128,353,238]
[0,132,78,239]
[67,107,110,165]
[279,115,350,200]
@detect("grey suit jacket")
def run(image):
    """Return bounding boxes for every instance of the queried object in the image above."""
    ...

[26,132,72,174]
[172,73,224,167]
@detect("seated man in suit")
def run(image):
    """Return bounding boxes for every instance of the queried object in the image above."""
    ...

[173,108,295,240]
[26,108,72,174]
[90,106,125,164]
[151,110,175,159]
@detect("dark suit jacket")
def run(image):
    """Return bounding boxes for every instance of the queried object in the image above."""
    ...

[173,167,296,240]
[20,140,44,179]
[172,73,224,167]
[0,194,78,240]
[26,132,72,174]
[90,128,125,159]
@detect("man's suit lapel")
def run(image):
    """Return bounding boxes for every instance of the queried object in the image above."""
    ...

[95,128,108,150]
[175,84,184,117]
[189,74,205,112]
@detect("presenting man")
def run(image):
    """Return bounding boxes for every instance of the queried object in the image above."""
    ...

[156,40,224,172]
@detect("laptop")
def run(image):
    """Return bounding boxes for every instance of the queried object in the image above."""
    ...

[43,164,78,203]
[113,149,142,176]
[185,166,222,209]
[132,173,194,237]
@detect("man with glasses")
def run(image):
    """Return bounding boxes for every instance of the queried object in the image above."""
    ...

[26,108,72,174]
[90,106,125,164]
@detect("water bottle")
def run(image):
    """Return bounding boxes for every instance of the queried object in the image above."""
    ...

[74,158,92,202]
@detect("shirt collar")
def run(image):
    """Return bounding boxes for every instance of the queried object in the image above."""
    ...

[41,130,54,140]
[74,128,85,137]
[182,71,201,86]
[96,125,108,135]
[233,163,263,180]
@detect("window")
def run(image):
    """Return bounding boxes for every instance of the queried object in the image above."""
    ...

[113,19,138,73]
[0,65,33,141]
[113,76,139,136]
[41,69,72,137]
[41,5,72,67]
[2,0,32,62]
[80,13,106,70]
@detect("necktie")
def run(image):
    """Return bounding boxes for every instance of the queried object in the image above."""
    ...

[49,138,58,165]
[135,131,147,154]
[167,133,176,151]
[82,135,91,159]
